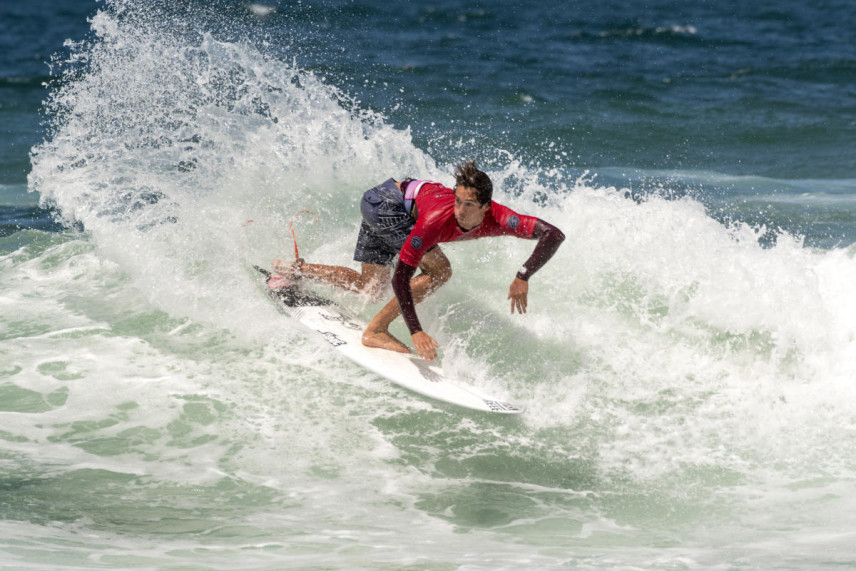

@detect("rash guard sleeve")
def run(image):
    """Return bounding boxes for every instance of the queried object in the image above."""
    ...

[391,260,422,334]
[515,219,565,281]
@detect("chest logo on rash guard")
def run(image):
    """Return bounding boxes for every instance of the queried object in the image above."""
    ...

[507,215,520,230]
[411,236,423,250]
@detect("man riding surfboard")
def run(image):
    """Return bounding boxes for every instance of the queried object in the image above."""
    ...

[272,161,565,361]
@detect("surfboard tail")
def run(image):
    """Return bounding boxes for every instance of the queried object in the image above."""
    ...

[253,264,271,279]
[253,264,293,289]
[254,264,332,308]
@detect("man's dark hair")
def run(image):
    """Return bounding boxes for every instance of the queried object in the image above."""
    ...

[454,161,493,205]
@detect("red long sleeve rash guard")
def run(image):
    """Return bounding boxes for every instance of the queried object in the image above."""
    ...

[391,182,565,335]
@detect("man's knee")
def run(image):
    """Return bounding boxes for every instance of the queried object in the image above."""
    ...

[420,248,452,288]
[432,264,452,286]
[421,259,452,290]
[356,263,390,301]
[360,277,387,301]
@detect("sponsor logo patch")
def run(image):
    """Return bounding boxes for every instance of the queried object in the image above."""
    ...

[507,215,520,230]
[411,236,423,249]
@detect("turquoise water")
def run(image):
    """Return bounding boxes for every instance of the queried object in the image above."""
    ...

[3,0,856,568]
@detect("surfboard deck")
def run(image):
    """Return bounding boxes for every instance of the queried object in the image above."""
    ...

[255,266,521,414]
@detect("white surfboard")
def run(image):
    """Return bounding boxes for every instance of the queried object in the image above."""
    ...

[255,266,521,414]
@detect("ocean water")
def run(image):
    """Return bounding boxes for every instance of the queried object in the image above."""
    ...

[2,0,856,568]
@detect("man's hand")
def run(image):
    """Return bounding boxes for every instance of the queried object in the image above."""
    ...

[508,277,529,314]
[411,331,439,361]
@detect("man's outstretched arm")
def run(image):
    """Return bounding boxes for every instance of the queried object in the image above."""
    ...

[508,219,565,314]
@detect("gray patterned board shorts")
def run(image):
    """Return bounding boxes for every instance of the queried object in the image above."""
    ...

[353,178,415,265]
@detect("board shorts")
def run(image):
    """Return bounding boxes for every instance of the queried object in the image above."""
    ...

[353,179,415,265]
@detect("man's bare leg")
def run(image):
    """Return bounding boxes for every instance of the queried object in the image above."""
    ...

[361,247,452,353]
[272,259,389,300]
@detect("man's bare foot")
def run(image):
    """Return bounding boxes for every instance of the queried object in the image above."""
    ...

[271,258,303,279]
[268,274,292,290]
[361,328,411,354]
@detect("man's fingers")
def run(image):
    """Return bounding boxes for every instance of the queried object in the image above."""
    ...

[413,332,439,361]
[420,344,436,361]
[508,278,529,315]
[510,293,527,314]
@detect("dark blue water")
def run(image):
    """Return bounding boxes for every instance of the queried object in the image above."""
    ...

[4,0,856,246]
[1,1,98,236]
[250,0,856,178]
[313,0,856,179]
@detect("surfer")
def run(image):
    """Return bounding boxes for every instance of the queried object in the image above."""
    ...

[272,161,564,361]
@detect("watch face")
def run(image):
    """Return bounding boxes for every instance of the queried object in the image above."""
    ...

[518,265,527,275]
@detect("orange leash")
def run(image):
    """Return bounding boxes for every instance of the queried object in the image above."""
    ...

[287,210,317,270]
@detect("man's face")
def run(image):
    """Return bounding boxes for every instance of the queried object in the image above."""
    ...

[454,186,490,231]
